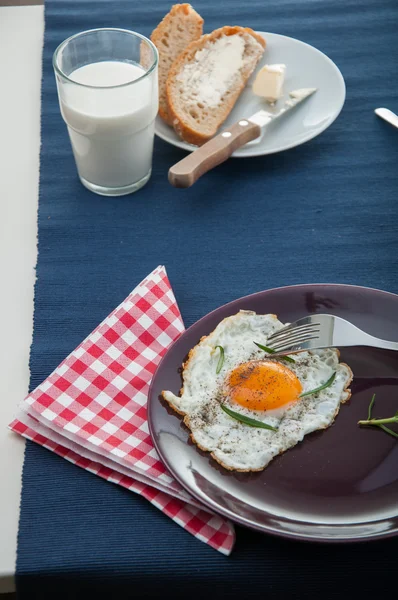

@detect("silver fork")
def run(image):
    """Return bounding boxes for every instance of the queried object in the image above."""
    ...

[266,314,398,356]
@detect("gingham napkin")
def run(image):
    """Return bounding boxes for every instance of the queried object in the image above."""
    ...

[10,266,235,555]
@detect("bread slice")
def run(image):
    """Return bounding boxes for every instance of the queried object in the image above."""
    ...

[166,26,266,145]
[151,4,204,125]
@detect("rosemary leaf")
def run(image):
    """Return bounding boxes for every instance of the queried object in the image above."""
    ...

[299,372,336,398]
[254,342,295,363]
[378,424,398,439]
[220,404,278,431]
[215,345,224,374]
[368,394,376,420]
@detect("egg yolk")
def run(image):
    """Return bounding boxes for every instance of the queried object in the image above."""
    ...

[227,361,302,411]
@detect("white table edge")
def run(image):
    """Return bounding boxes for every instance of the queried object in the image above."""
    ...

[0,4,44,593]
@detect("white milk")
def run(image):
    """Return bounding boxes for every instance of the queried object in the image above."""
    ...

[59,61,158,191]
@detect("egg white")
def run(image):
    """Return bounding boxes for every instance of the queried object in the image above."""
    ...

[162,311,353,472]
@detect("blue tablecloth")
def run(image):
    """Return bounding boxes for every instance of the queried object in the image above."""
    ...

[17,0,398,597]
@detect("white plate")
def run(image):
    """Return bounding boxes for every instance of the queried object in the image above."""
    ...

[155,32,346,157]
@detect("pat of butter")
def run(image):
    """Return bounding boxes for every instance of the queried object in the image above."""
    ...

[252,64,286,102]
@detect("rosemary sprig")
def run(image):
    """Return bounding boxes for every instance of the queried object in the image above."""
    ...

[254,342,295,363]
[299,372,336,397]
[220,404,278,431]
[215,345,224,374]
[358,394,398,439]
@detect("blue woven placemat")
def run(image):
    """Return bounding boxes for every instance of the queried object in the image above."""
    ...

[17,0,398,597]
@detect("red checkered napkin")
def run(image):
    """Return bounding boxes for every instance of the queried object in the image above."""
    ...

[10,266,235,555]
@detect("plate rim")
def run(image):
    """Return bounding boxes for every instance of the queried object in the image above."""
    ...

[148,282,398,543]
[154,31,347,158]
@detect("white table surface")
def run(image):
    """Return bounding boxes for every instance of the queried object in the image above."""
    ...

[0,4,44,593]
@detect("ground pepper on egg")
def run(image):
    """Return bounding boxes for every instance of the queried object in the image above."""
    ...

[162,311,353,472]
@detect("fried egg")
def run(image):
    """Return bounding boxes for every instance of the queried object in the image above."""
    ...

[162,311,353,472]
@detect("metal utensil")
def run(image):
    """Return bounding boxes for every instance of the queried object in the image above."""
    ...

[168,88,317,188]
[266,313,398,356]
[375,107,398,128]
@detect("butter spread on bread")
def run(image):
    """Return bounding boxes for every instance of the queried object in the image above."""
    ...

[166,26,266,145]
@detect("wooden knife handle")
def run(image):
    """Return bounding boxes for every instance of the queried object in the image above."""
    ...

[168,120,261,188]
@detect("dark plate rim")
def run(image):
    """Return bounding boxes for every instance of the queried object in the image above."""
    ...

[148,283,398,543]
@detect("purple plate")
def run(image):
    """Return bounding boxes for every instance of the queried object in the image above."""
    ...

[148,284,398,542]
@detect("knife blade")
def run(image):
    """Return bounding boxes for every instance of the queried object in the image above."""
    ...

[247,88,317,144]
[168,88,317,188]
[375,107,398,129]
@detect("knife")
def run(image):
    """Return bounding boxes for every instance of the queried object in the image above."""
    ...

[375,107,398,129]
[168,88,317,188]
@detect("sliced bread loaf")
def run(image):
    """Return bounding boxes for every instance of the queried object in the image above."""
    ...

[151,4,204,125]
[166,26,266,145]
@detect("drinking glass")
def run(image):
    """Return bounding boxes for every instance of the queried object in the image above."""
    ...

[53,29,158,196]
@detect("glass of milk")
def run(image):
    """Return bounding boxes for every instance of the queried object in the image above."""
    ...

[53,29,158,196]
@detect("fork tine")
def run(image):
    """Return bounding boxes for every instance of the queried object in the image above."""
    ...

[268,328,320,347]
[269,322,320,337]
[268,335,320,354]
[268,323,320,342]
[268,333,320,352]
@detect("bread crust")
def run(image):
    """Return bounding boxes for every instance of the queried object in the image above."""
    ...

[166,26,266,145]
[151,4,204,125]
